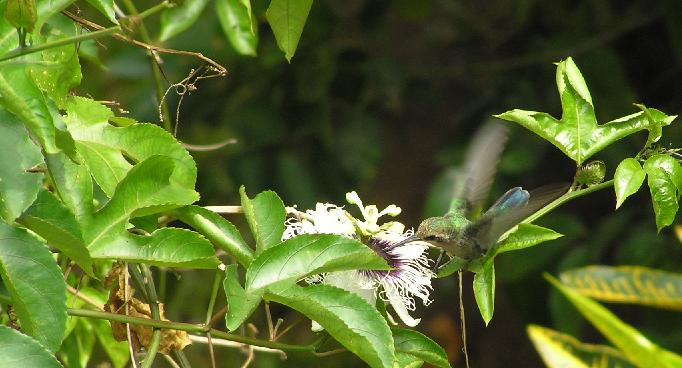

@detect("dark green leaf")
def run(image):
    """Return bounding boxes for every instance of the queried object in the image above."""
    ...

[173,205,254,266]
[245,234,389,292]
[18,190,94,277]
[547,274,682,368]
[266,0,312,62]
[84,0,117,24]
[0,108,43,223]
[216,0,258,56]
[0,326,63,368]
[0,222,67,352]
[496,57,676,165]
[45,152,93,222]
[644,154,682,231]
[614,158,646,209]
[239,186,286,254]
[494,224,563,254]
[224,264,262,331]
[159,0,209,41]
[393,328,451,368]
[473,257,495,325]
[267,284,395,368]
[4,0,37,32]
[436,256,467,278]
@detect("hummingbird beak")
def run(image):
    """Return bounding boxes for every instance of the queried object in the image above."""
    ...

[393,234,421,247]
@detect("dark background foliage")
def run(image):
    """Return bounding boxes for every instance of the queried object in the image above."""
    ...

[79,0,682,366]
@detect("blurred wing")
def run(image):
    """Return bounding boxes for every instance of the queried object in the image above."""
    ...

[448,123,509,213]
[471,183,568,250]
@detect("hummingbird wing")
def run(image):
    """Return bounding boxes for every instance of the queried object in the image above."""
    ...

[467,184,568,250]
[448,123,509,214]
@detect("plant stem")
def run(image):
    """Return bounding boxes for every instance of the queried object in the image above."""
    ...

[206,270,222,325]
[68,308,208,332]
[140,265,162,368]
[522,179,614,225]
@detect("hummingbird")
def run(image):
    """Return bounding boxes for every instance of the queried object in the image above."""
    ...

[399,123,566,261]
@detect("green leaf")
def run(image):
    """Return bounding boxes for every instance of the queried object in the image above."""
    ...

[18,190,94,277]
[267,284,394,368]
[84,155,198,252]
[45,152,93,222]
[92,318,129,368]
[158,0,209,41]
[224,264,262,331]
[89,227,219,269]
[266,0,313,62]
[84,0,117,24]
[495,57,676,165]
[644,154,682,231]
[64,97,197,197]
[245,234,389,292]
[239,186,286,254]
[527,324,636,368]
[436,256,467,278]
[0,326,63,368]
[0,0,73,52]
[0,223,67,352]
[4,0,37,32]
[614,158,646,209]
[393,328,451,368]
[216,0,258,56]
[473,256,495,325]
[547,274,682,368]
[173,205,254,266]
[0,108,43,223]
[58,319,96,368]
[494,224,563,254]
[560,266,682,311]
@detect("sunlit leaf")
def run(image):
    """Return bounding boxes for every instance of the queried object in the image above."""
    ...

[0,326,63,368]
[173,205,254,266]
[547,274,682,368]
[216,0,258,56]
[614,158,646,209]
[473,256,495,325]
[0,223,67,352]
[267,284,394,368]
[266,0,313,62]
[527,324,636,368]
[159,0,209,41]
[245,234,389,292]
[239,186,286,255]
[224,264,262,331]
[494,223,563,254]
[393,328,450,368]
[560,266,682,311]
[496,57,676,165]
[644,154,682,231]
[0,108,43,223]
[19,190,94,277]
[84,0,117,24]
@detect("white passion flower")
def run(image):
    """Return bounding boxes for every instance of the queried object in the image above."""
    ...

[282,192,434,327]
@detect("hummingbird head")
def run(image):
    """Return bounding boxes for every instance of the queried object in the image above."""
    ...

[414,216,454,245]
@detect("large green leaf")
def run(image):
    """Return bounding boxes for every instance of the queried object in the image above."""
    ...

[496,57,676,165]
[527,324,636,368]
[473,256,495,325]
[0,222,67,352]
[393,328,450,368]
[494,224,563,254]
[267,284,395,368]
[216,0,258,56]
[614,158,647,209]
[158,0,209,41]
[0,108,43,223]
[239,186,286,255]
[224,264,262,331]
[0,326,63,368]
[245,234,389,292]
[173,205,254,266]
[266,0,313,62]
[84,155,197,249]
[63,97,197,197]
[4,0,37,32]
[548,274,682,368]
[45,152,93,222]
[560,266,682,311]
[644,154,682,231]
[84,0,117,24]
[18,190,94,277]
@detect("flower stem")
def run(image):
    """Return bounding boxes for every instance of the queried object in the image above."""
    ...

[522,179,614,225]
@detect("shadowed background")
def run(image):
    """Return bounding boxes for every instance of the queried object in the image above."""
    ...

[79,0,682,366]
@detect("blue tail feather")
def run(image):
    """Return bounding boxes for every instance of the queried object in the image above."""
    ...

[487,187,529,214]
